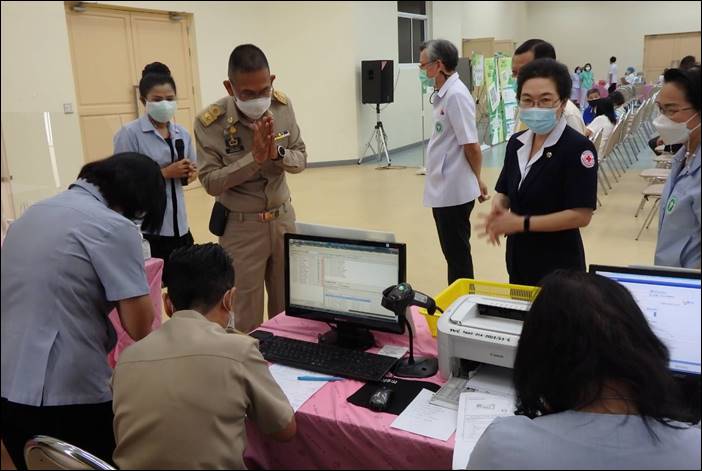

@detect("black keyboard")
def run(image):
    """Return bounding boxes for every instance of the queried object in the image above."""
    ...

[258,336,398,382]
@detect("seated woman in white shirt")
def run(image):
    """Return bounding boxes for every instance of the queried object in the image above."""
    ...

[468,270,700,470]
[609,91,626,121]
[586,98,617,155]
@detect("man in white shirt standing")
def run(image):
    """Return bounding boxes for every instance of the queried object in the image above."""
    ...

[419,39,489,285]
[608,56,618,93]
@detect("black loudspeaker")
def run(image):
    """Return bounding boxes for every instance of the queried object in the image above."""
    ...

[361,60,394,104]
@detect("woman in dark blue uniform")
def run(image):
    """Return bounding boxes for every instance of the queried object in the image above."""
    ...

[480,59,598,286]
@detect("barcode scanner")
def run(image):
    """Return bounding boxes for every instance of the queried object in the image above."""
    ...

[381,283,439,378]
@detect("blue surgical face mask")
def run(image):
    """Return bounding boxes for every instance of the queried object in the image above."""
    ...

[520,107,559,135]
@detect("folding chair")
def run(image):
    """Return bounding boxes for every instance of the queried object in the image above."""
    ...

[24,436,115,470]
[635,184,663,240]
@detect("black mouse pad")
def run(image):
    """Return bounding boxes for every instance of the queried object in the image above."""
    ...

[346,377,441,415]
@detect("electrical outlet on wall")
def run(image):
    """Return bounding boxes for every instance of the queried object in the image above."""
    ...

[63,103,74,114]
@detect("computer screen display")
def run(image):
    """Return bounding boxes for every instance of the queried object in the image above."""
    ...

[285,234,406,333]
[591,265,701,375]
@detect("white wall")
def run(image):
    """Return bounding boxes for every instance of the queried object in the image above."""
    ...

[353,1,466,162]
[462,1,527,43]
[525,1,701,83]
[3,1,701,212]
[1,1,85,212]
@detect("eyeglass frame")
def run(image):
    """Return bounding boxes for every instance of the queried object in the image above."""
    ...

[418,60,437,70]
[518,97,563,109]
[654,103,694,119]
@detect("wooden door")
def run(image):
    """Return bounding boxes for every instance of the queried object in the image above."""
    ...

[66,7,136,162]
[494,39,515,56]
[130,11,196,137]
[644,32,701,82]
[66,5,198,162]
[462,37,494,58]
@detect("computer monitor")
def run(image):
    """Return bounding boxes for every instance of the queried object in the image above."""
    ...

[295,222,396,243]
[590,265,701,376]
[285,233,406,350]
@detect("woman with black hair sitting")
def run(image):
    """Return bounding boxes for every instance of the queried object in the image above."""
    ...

[586,97,617,155]
[468,270,700,470]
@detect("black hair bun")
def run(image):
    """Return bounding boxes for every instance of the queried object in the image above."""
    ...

[142,62,171,78]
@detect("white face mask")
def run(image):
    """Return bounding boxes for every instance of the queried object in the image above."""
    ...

[653,113,700,145]
[235,95,271,120]
[146,100,177,123]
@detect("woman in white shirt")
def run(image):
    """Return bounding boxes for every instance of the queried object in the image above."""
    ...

[586,98,617,155]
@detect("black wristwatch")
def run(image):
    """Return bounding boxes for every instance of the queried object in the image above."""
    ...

[273,145,286,161]
[523,215,531,233]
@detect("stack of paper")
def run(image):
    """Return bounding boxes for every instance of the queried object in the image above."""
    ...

[430,375,470,410]
[452,392,515,469]
[268,364,329,412]
[391,389,457,441]
[377,344,408,359]
[466,365,515,398]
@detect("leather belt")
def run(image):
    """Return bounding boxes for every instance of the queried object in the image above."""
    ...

[230,200,290,223]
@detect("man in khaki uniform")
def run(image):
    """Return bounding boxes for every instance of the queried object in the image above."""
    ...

[112,243,295,469]
[195,44,306,333]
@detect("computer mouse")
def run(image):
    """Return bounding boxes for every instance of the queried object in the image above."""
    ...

[369,386,394,412]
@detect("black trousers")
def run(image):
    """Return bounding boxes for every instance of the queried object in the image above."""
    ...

[608,82,617,93]
[1,398,115,470]
[144,230,194,285]
[432,201,475,285]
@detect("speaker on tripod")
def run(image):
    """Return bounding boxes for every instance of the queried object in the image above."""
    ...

[361,60,394,104]
[358,60,403,169]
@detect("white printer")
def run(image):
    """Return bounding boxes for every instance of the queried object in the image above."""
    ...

[437,294,532,380]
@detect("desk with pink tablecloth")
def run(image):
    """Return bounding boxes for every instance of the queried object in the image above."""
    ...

[243,308,452,470]
[107,257,164,367]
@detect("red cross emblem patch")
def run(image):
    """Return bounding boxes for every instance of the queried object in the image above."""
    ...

[580,150,595,168]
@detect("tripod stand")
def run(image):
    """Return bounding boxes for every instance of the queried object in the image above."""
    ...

[358,104,404,169]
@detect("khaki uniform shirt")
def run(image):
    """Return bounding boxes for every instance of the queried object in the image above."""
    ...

[195,91,306,213]
[112,310,293,469]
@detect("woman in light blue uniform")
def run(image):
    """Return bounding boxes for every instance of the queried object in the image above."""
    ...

[114,62,196,266]
[1,154,165,468]
[653,66,701,269]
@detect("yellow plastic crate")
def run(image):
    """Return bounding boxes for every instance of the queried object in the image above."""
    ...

[420,279,541,337]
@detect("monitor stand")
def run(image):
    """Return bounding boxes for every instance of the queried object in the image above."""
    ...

[318,324,375,351]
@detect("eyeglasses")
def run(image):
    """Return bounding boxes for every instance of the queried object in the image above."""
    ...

[418,60,436,70]
[518,97,561,109]
[655,104,693,118]
[229,80,272,101]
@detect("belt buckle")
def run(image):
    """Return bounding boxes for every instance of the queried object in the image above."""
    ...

[258,210,278,222]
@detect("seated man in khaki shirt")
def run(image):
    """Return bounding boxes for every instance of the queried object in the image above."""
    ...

[112,243,295,469]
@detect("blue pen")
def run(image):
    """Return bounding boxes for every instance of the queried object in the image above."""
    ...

[297,375,344,382]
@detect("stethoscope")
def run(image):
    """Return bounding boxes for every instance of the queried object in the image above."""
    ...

[428,71,451,105]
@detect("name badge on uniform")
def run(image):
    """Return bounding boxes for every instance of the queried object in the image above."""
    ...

[224,125,244,154]
[666,196,677,214]
[580,150,595,168]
